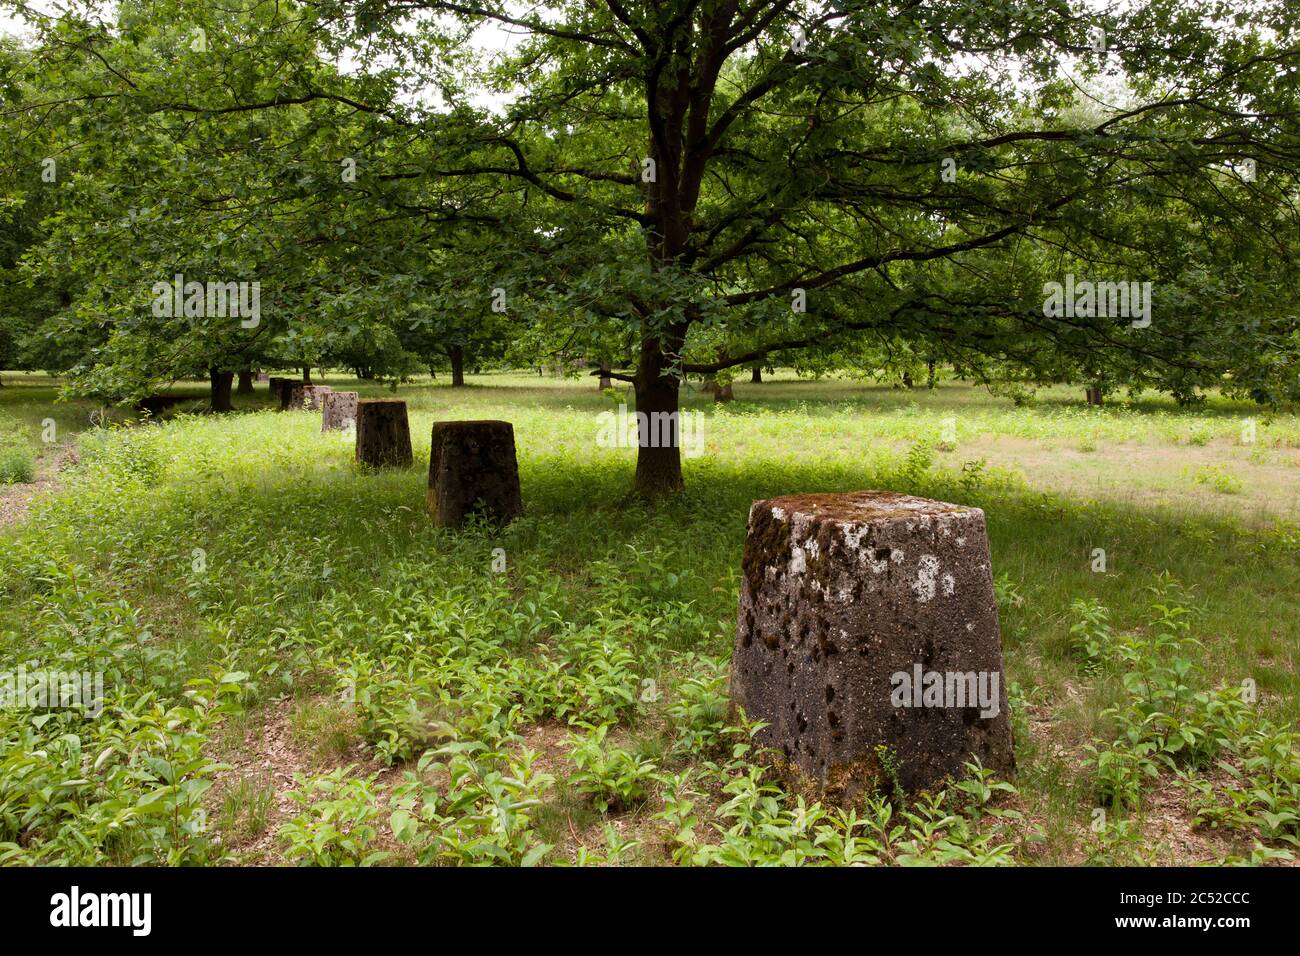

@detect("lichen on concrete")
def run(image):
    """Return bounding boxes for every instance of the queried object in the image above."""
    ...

[730,491,1015,800]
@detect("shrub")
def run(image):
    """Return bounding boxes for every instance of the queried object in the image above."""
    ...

[0,443,34,484]
[1191,463,1243,494]
[279,767,390,866]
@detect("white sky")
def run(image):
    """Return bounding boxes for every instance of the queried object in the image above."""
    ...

[0,1,526,111]
[0,1,1182,119]
[1,7,30,39]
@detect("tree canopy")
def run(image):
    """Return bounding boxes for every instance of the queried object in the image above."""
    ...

[2,0,1298,493]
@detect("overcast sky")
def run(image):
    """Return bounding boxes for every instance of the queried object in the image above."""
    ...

[0,0,1143,117]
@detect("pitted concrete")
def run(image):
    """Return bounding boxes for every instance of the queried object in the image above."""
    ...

[730,491,1015,799]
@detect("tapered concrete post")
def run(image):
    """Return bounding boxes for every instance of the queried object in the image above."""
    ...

[288,384,332,411]
[355,399,413,468]
[426,420,522,528]
[730,491,1014,800]
[321,391,359,432]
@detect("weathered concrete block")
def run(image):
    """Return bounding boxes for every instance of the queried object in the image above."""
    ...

[134,394,187,416]
[272,378,304,409]
[320,391,359,432]
[355,399,413,468]
[427,420,522,528]
[730,491,1014,799]
[288,384,332,411]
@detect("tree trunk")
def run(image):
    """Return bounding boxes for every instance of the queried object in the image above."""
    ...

[599,361,613,390]
[750,365,762,384]
[209,368,234,413]
[1086,386,1104,406]
[428,366,437,379]
[302,366,312,385]
[237,369,254,395]
[449,345,466,387]
[632,332,686,498]
[927,359,937,389]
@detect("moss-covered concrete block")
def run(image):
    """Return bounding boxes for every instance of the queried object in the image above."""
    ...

[426,420,522,528]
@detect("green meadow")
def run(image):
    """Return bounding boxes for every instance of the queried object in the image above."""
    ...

[1,372,1297,865]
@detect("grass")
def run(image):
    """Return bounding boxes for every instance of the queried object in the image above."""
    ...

[0,370,1296,866]
[289,698,359,764]
[0,406,38,484]
[216,775,276,842]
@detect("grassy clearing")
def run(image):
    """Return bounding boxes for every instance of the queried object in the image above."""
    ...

[0,372,1296,865]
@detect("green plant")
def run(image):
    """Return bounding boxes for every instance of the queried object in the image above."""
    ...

[568,824,643,866]
[216,774,275,841]
[1084,726,1164,811]
[0,442,35,484]
[566,723,661,812]
[661,758,1019,866]
[958,458,987,496]
[1084,816,1162,865]
[993,572,1025,611]
[0,668,243,866]
[388,741,555,866]
[1081,579,1300,837]
[1188,720,1300,853]
[1068,598,1114,671]
[289,697,357,763]
[278,767,390,866]
[1191,463,1243,494]
[900,439,935,487]
[77,425,167,486]
[666,654,734,757]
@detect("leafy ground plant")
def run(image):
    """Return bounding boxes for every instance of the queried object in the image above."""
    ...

[566,723,662,813]
[279,767,390,867]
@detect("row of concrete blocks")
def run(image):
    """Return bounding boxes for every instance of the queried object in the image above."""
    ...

[276,377,1015,800]
[276,390,524,531]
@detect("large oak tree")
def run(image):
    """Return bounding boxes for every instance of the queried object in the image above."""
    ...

[5,0,1299,494]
